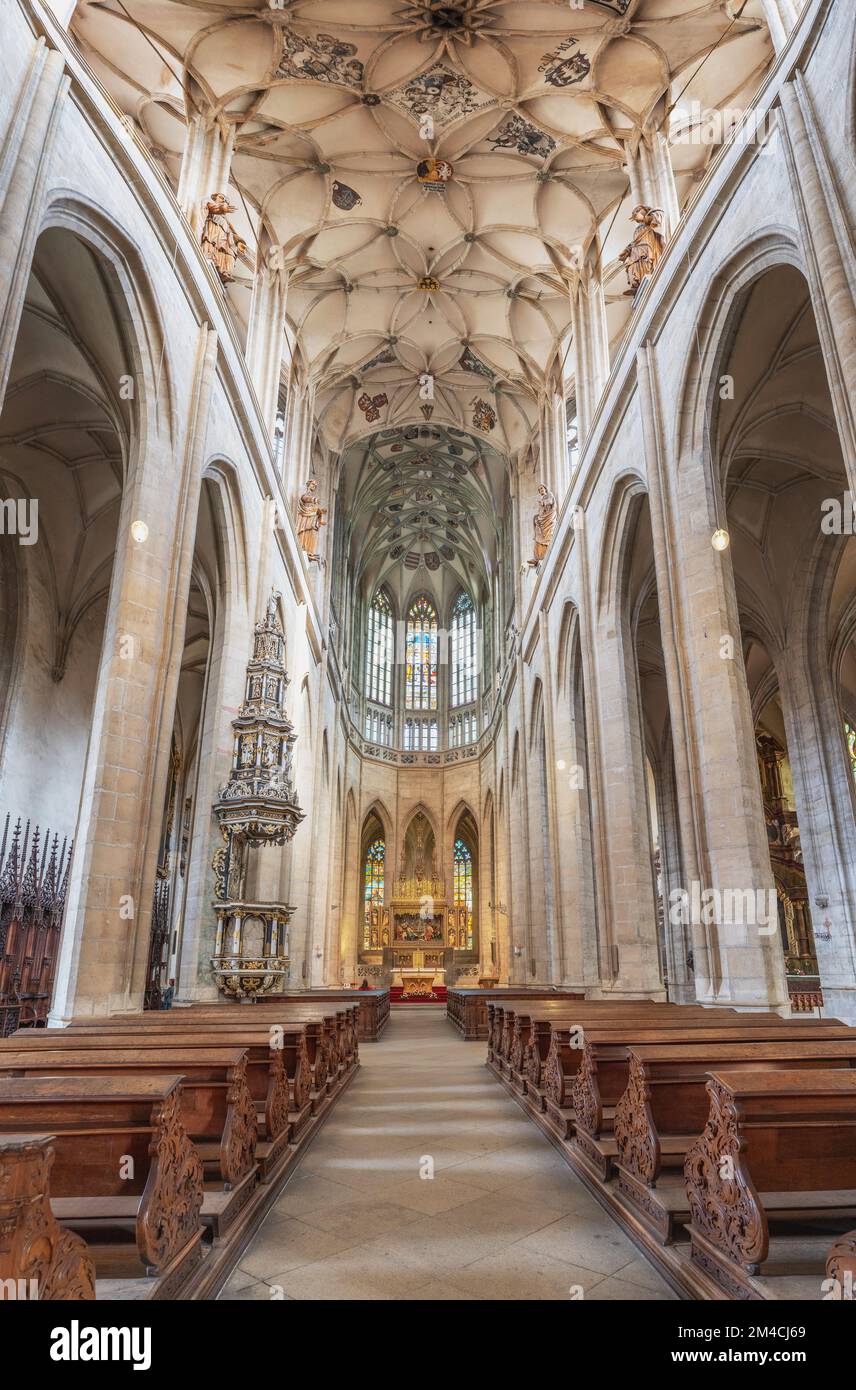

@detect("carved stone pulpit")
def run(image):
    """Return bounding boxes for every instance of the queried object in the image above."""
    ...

[211,592,304,998]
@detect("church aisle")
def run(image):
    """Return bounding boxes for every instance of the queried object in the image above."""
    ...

[219,1008,678,1301]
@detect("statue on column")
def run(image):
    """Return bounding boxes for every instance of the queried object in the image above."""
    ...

[296,477,327,559]
[620,206,666,297]
[529,484,557,566]
[201,192,247,283]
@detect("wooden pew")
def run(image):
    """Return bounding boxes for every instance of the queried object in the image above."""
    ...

[448,988,583,1042]
[684,1070,856,1299]
[567,1019,856,1175]
[26,1022,314,1158]
[0,1133,95,1300]
[531,1014,849,1143]
[179,1003,356,1083]
[826,1229,856,1300]
[498,1001,686,1085]
[0,1075,205,1295]
[65,1003,356,1089]
[0,1045,258,1190]
[611,1039,856,1242]
[261,989,389,1041]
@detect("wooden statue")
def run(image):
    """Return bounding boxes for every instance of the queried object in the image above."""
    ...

[296,478,327,558]
[201,192,247,283]
[529,483,557,566]
[619,205,666,296]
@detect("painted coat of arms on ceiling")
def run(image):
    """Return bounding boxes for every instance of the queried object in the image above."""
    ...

[487,114,557,161]
[278,30,364,87]
[539,38,591,89]
[388,64,493,127]
[332,180,362,211]
[472,398,497,433]
[358,391,388,423]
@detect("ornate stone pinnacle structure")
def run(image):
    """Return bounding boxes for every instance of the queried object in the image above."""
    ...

[211,591,304,998]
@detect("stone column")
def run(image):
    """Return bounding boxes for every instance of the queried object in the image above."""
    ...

[637,342,788,1011]
[583,505,666,1000]
[568,248,610,445]
[761,0,800,54]
[50,325,220,1020]
[653,753,694,1002]
[177,114,235,235]
[0,40,68,409]
[778,652,856,1024]
[284,379,317,505]
[546,611,591,989]
[624,133,680,235]
[246,251,289,436]
[779,78,856,500]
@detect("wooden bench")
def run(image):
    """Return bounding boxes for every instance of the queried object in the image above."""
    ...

[684,1070,856,1299]
[0,1133,95,1300]
[826,1229,856,1299]
[0,1075,205,1294]
[13,1025,292,1134]
[498,1001,697,1086]
[0,1045,258,1190]
[611,1040,856,1242]
[178,1004,357,1084]
[567,1020,856,1176]
[32,1022,315,1158]
[448,988,583,1041]
[65,1004,356,1091]
[531,1014,848,1142]
[262,989,389,1041]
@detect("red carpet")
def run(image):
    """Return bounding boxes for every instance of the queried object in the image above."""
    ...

[390,985,447,1005]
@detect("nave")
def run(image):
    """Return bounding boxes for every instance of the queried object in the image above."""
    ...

[222,1008,675,1302]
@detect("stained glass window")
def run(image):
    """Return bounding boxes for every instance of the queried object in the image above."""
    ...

[450,591,477,708]
[847,721,856,783]
[365,590,392,706]
[453,838,474,951]
[405,596,438,711]
[363,837,385,949]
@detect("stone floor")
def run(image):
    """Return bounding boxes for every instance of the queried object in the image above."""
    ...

[219,1007,678,1301]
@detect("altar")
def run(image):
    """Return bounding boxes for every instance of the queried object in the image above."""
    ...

[399,970,437,999]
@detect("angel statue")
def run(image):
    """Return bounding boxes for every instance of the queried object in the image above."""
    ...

[619,205,666,297]
[296,477,327,559]
[529,483,557,566]
[201,192,247,283]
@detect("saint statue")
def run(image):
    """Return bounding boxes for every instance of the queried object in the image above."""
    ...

[296,477,327,558]
[619,205,666,297]
[530,483,557,566]
[201,192,247,283]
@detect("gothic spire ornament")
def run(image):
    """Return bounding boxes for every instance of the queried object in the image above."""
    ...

[211,592,304,998]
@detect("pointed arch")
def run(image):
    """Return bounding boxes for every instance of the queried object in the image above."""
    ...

[596,473,648,622]
[556,599,580,698]
[529,677,544,753]
[674,231,805,469]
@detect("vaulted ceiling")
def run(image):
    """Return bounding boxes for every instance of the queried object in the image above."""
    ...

[73,0,773,591]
